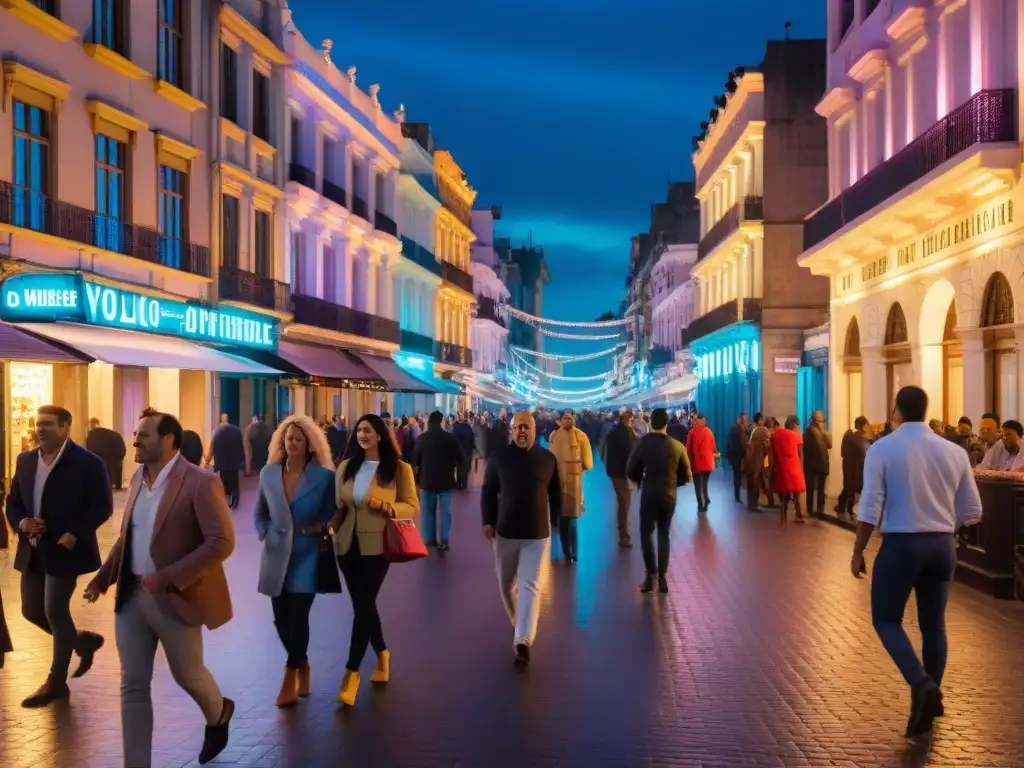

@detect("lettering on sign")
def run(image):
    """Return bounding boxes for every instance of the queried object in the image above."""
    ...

[839,273,854,293]
[896,242,915,268]
[861,255,889,283]
[773,356,801,374]
[910,198,1014,267]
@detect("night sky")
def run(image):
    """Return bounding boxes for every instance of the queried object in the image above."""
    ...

[289,0,824,366]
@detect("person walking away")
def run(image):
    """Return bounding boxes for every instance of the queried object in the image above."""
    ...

[627,408,690,594]
[253,415,337,708]
[87,417,127,491]
[411,411,465,551]
[453,413,476,490]
[481,411,561,666]
[744,413,774,510]
[332,414,419,706]
[205,414,245,508]
[84,408,236,766]
[685,414,716,513]
[725,414,749,503]
[836,416,870,519]
[602,409,637,548]
[803,410,832,518]
[667,411,688,444]
[244,415,273,477]
[327,416,349,466]
[5,405,111,707]
[633,410,650,439]
[548,410,594,563]
[977,419,1024,470]
[851,386,982,739]
[772,416,806,525]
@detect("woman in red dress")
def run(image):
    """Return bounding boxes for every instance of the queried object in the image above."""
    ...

[770,415,806,525]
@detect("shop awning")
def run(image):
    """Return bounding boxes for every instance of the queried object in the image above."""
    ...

[14,323,282,375]
[399,365,463,395]
[0,322,92,363]
[350,351,436,394]
[276,340,385,388]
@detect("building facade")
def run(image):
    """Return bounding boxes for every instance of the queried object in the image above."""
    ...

[503,244,550,352]
[799,0,1020,488]
[469,208,510,376]
[689,38,830,440]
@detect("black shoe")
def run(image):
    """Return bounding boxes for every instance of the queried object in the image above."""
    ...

[198,697,234,764]
[72,631,105,678]
[658,576,669,594]
[905,679,942,738]
[22,679,70,708]
[438,542,449,552]
[640,575,655,593]
[513,643,530,667]
[569,556,577,564]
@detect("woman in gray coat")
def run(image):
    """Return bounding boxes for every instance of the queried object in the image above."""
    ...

[254,415,337,708]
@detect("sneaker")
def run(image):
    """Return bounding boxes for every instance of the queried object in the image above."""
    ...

[905,679,943,739]
[513,642,530,667]
[198,698,234,764]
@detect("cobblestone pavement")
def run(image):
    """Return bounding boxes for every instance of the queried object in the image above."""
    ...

[2,464,1024,768]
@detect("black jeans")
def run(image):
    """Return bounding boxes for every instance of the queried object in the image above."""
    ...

[693,472,711,509]
[640,502,674,577]
[338,541,390,672]
[270,592,316,669]
[218,470,240,507]
[21,557,80,683]
[805,472,827,516]
[730,464,743,501]
[836,487,858,515]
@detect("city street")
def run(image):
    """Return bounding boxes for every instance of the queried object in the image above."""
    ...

[2,466,1023,768]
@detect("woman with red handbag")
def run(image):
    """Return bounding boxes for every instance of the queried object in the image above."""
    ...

[330,414,420,708]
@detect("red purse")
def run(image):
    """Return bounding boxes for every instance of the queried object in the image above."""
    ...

[382,516,427,563]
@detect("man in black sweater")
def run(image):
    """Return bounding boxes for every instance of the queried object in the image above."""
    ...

[412,411,467,551]
[481,410,561,666]
[601,409,636,548]
[627,408,691,594]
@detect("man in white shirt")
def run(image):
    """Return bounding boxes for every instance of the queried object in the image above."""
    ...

[977,419,1024,471]
[852,386,982,740]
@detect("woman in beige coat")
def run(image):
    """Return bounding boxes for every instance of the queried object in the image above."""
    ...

[330,414,419,708]
[547,411,594,563]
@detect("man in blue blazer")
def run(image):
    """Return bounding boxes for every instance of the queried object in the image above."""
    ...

[5,405,113,707]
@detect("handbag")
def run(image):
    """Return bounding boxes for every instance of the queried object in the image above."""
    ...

[316,531,342,594]
[382,516,427,563]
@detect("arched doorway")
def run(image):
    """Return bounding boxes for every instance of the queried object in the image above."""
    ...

[981,271,1016,420]
[843,317,863,427]
[942,301,962,423]
[883,302,912,408]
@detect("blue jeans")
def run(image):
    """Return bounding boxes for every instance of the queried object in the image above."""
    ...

[871,532,956,687]
[558,517,578,559]
[420,491,452,545]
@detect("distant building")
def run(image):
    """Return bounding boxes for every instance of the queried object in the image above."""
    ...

[470,208,509,375]
[500,244,550,353]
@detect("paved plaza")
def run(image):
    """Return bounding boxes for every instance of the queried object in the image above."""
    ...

[2,466,1023,768]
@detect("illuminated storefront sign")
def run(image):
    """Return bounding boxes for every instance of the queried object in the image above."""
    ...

[0,273,279,351]
[696,338,761,380]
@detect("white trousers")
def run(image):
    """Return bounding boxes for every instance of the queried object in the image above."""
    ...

[493,535,550,647]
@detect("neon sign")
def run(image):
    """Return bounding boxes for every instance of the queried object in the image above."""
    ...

[0,273,279,351]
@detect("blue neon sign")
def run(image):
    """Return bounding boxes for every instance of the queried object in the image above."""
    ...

[0,273,279,351]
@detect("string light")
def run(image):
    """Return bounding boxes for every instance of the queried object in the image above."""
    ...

[510,343,626,363]
[503,306,629,328]
[508,348,611,381]
[537,327,622,341]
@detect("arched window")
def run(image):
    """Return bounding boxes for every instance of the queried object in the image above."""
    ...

[980,271,1014,328]
[980,272,1017,418]
[884,303,912,410]
[884,302,908,346]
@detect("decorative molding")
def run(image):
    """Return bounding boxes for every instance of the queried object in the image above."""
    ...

[218,4,291,65]
[815,85,855,120]
[153,79,206,112]
[847,48,888,83]
[83,43,151,80]
[1,60,70,112]
[252,134,276,159]
[896,35,928,66]
[886,5,927,41]
[87,99,148,139]
[156,132,201,162]
[1,0,78,41]
[220,161,285,201]
[220,116,246,144]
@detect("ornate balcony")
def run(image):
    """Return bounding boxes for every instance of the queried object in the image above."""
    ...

[0,181,211,277]
[352,194,369,221]
[697,195,764,261]
[440,260,474,294]
[374,210,398,237]
[475,296,506,328]
[804,88,1017,250]
[680,298,762,347]
[435,340,473,367]
[292,293,400,344]
[218,266,291,313]
[323,178,347,209]
[400,329,434,357]
[288,163,316,190]
[400,237,441,276]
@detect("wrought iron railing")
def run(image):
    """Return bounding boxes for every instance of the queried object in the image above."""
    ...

[400,237,442,276]
[440,260,474,294]
[804,88,1017,250]
[475,296,505,327]
[288,163,316,190]
[323,178,347,209]
[400,329,434,357]
[352,194,369,221]
[435,340,473,367]
[697,195,764,261]
[681,300,741,346]
[0,181,210,277]
[374,210,398,237]
[218,265,291,312]
[291,293,400,344]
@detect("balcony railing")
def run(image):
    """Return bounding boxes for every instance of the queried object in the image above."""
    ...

[0,181,210,277]
[680,298,761,346]
[400,237,442,276]
[374,210,398,237]
[288,163,316,190]
[323,178,347,209]
[475,296,506,327]
[400,329,434,357]
[440,260,474,294]
[697,195,764,261]
[292,293,400,344]
[352,194,369,221]
[435,340,473,367]
[804,88,1017,250]
[219,266,291,313]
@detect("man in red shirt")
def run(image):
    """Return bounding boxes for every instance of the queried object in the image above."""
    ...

[685,414,717,513]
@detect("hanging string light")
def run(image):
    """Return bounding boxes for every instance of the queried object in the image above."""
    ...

[508,347,612,381]
[510,343,626,363]
[536,327,622,341]
[503,306,629,328]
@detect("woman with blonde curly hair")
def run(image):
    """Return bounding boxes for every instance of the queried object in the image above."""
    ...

[254,415,338,707]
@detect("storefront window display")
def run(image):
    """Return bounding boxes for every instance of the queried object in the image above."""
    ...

[7,361,52,480]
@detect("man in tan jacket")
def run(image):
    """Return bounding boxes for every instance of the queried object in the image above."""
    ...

[85,408,236,767]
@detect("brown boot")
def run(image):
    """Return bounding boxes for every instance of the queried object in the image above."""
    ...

[275,668,299,708]
[297,663,311,698]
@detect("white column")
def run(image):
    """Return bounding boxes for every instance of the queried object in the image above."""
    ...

[365,252,379,314]
[861,347,888,425]
[913,342,945,421]
[338,238,353,307]
[313,228,326,300]
[381,257,395,321]
[960,329,985,426]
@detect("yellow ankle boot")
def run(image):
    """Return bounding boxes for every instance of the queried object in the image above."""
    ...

[371,650,391,684]
[275,668,299,708]
[337,670,359,706]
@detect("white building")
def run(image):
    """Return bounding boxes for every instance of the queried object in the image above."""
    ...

[649,243,698,353]
[469,209,510,376]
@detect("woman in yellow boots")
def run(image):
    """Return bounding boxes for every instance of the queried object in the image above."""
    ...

[331,414,419,707]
